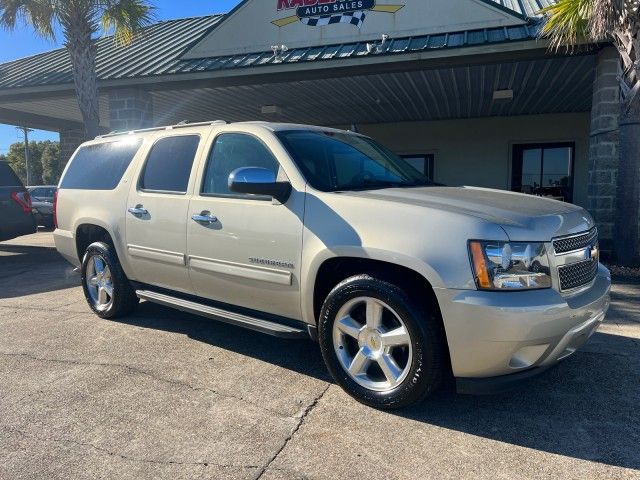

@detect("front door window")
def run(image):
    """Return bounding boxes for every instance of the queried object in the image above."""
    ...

[512,143,575,203]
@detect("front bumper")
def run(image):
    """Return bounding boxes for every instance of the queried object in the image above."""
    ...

[435,264,611,381]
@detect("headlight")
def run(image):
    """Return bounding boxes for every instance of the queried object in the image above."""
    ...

[469,241,552,291]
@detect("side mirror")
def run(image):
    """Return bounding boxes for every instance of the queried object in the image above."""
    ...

[228,167,292,203]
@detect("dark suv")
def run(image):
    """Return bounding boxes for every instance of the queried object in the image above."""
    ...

[0,163,37,242]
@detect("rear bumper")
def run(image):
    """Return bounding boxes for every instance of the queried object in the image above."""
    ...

[0,216,37,242]
[435,265,611,380]
[53,228,80,267]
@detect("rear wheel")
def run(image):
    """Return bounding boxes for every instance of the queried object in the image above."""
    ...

[318,274,446,409]
[81,242,139,319]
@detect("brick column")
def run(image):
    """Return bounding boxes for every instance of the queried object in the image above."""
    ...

[108,88,154,132]
[59,128,86,164]
[588,47,620,257]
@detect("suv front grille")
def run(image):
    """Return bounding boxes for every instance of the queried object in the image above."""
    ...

[553,228,598,254]
[558,259,599,291]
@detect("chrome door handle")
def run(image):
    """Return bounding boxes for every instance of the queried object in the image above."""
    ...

[192,212,218,224]
[128,205,148,216]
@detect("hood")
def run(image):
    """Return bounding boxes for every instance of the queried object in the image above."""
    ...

[341,186,594,242]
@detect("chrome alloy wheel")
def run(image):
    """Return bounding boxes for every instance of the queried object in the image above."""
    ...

[85,254,114,312]
[333,297,413,392]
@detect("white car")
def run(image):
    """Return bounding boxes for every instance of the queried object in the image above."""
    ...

[53,121,610,409]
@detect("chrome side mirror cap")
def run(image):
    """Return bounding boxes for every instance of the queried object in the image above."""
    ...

[228,167,292,203]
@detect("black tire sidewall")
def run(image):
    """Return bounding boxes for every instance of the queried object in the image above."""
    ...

[318,275,443,410]
[81,241,137,319]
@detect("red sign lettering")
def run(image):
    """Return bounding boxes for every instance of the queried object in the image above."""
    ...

[279,0,336,10]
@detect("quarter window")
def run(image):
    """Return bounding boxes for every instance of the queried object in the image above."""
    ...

[139,135,200,193]
[201,133,279,196]
[0,163,22,187]
[60,139,142,190]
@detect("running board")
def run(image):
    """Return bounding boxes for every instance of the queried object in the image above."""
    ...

[136,290,310,339]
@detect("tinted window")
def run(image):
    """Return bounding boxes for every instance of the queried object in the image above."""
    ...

[140,135,200,193]
[202,134,279,196]
[276,130,432,192]
[0,163,23,187]
[512,143,574,202]
[61,139,142,190]
[401,154,435,180]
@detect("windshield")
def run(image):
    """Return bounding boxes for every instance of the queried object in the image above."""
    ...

[276,130,434,192]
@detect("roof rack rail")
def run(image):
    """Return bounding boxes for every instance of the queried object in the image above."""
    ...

[97,120,228,139]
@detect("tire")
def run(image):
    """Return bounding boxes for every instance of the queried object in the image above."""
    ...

[81,241,139,319]
[318,274,446,410]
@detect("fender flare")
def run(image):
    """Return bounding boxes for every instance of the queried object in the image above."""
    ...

[301,246,444,325]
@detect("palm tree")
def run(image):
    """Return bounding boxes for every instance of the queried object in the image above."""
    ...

[540,0,640,265]
[0,0,154,139]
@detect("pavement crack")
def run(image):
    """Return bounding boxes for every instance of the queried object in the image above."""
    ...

[0,351,291,418]
[254,384,331,480]
[2,426,260,470]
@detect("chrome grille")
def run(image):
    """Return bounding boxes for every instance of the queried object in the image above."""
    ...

[558,259,598,291]
[553,228,598,254]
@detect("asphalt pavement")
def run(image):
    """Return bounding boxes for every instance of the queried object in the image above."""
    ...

[0,232,639,480]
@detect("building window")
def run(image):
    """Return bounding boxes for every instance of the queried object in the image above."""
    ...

[401,154,435,180]
[512,143,575,203]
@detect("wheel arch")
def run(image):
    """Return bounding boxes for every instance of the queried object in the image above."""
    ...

[74,220,131,277]
[305,248,445,327]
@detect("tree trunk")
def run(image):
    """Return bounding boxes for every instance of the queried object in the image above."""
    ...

[613,22,640,266]
[62,14,100,140]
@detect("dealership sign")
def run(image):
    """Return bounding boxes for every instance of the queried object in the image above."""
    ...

[273,0,404,28]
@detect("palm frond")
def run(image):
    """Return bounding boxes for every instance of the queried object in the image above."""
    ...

[539,0,595,50]
[0,0,56,39]
[99,0,155,46]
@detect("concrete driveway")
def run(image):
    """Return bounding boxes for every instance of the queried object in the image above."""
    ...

[0,232,638,480]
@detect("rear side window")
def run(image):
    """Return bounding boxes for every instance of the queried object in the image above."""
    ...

[139,135,200,193]
[61,139,142,190]
[0,163,22,187]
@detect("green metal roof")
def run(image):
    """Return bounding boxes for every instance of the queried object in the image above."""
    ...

[0,15,224,90]
[488,0,555,17]
[0,1,557,92]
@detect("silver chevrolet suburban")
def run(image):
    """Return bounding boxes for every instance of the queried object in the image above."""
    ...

[54,121,611,409]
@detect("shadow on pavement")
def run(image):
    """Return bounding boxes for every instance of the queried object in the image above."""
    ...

[0,243,79,299]
[117,301,332,382]
[397,330,640,470]
[117,300,639,470]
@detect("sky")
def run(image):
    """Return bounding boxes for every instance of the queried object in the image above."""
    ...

[0,0,242,155]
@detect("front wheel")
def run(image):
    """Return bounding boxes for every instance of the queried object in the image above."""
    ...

[81,241,139,319]
[318,275,446,409]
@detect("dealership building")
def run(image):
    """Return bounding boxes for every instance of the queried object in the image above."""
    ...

[0,0,631,257]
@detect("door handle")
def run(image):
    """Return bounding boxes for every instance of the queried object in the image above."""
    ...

[128,205,148,217]
[192,212,218,224]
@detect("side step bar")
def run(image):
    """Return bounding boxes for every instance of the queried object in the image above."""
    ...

[136,290,310,339]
